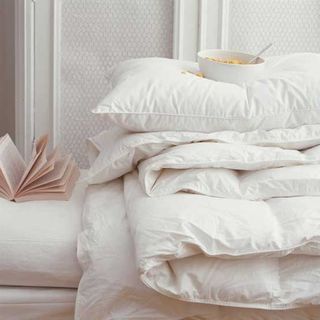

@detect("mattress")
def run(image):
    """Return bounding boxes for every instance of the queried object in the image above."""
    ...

[0,174,87,288]
[0,286,76,320]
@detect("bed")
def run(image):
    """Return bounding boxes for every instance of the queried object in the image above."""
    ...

[8,1,320,318]
[3,54,320,320]
[0,176,87,320]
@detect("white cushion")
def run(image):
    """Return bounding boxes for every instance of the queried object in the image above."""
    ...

[0,176,86,288]
[93,53,320,133]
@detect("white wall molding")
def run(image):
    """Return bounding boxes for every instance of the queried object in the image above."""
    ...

[15,0,61,154]
[220,0,230,49]
[198,0,208,51]
[198,0,222,50]
[52,0,62,146]
[15,0,35,160]
[17,0,226,161]
[173,0,183,59]
[174,0,229,60]
[173,0,199,61]
[33,0,56,150]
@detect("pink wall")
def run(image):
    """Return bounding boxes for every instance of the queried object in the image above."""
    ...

[0,0,15,139]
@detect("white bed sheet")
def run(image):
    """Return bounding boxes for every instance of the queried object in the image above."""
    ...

[0,286,76,320]
[0,173,87,288]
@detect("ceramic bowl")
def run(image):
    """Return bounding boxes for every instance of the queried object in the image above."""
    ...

[198,49,266,84]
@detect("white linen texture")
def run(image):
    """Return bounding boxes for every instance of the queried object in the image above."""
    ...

[76,181,320,319]
[77,53,320,318]
[87,125,320,201]
[80,124,320,312]
[93,53,320,133]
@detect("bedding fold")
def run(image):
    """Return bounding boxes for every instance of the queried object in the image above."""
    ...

[76,181,320,318]
[138,142,320,199]
[82,124,320,311]
[79,54,320,316]
[124,172,320,309]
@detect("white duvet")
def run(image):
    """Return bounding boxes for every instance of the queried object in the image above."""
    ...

[76,180,320,319]
[76,124,320,318]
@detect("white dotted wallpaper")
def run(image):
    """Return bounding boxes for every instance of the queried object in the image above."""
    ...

[228,0,320,55]
[59,0,174,167]
[58,0,319,167]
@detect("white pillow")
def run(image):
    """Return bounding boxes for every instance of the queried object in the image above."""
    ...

[93,53,320,133]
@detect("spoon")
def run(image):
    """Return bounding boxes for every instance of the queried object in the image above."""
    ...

[248,43,273,64]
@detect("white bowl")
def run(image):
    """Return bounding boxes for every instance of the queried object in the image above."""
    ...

[198,49,266,84]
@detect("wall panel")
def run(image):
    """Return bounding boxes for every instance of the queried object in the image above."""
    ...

[0,0,15,139]
[24,0,320,165]
[227,0,320,55]
[57,0,174,167]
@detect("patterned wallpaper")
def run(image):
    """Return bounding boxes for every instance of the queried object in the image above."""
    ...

[59,0,174,167]
[228,0,320,55]
[59,0,319,167]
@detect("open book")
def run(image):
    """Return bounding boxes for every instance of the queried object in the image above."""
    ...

[0,134,80,202]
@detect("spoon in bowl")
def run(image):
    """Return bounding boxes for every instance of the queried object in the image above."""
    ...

[248,43,273,64]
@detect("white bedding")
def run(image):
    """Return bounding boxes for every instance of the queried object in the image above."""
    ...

[126,173,320,308]
[0,176,86,288]
[76,181,320,319]
[93,54,320,133]
[77,54,320,318]
[0,286,76,320]
[77,125,320,317]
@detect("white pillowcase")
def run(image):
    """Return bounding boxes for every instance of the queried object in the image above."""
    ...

[93,53,320,133]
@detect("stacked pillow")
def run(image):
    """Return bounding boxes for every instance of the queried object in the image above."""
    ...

[93,53,320,133]
[88,53,320,201]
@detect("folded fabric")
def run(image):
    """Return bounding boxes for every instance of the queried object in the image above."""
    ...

[124,172,320,309]
[0,287,76,320]
[76,181,320,318]
[93,53,320,132]
[138,142,320,199]
[140,164,320,200]
[82,53,320,315]
[87,126,320,200]
[76,181,225,319]
[83,126,320,310]
[87,124,320,184]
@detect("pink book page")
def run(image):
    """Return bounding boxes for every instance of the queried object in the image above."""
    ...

[17,155,71,194]
[0,169,10,199]
[0,134,26,199]
[19,147,62,192]
[15,164,80,202]
[16,135,49,193]
[37,159,74,190]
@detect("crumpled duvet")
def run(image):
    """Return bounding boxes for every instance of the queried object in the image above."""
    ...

[125,172,320,309]
[76,180,320,319]
[76,124,320,317]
